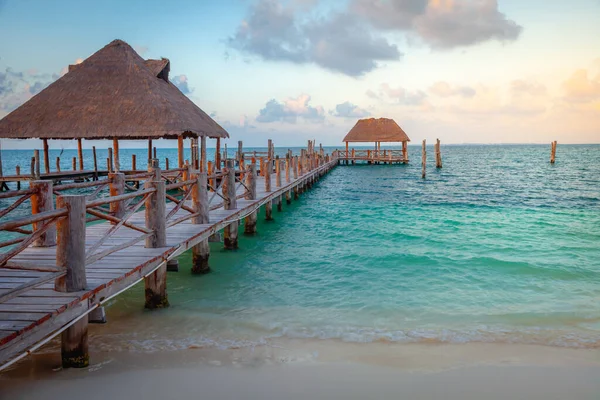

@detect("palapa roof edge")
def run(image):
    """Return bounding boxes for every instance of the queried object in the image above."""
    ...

[0,39,229,140]
[343,118,410,143]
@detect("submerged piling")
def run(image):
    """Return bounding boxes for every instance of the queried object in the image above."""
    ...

[550,141,557,164]
[421,140,426,179]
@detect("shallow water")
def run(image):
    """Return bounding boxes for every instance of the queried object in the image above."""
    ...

[3,144,600,352]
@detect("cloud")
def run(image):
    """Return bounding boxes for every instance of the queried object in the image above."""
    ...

[429,81,476,98]
[256,93,325,123]
[0,67,57,115]
[510,80,547,97]
[228,0,402,76]
[561,69,600,103]
[366,89,380,99]
[171,74,191,94]
[331,101,371,118]
[228,0,521,76]
[379,83,427,105]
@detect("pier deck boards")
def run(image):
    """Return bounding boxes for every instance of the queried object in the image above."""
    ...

[0,160,335,366]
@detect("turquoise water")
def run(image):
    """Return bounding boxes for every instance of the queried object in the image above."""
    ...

[2,144,600,350]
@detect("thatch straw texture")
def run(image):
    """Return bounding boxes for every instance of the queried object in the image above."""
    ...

[343,118,410,142]
[0,39,229,140]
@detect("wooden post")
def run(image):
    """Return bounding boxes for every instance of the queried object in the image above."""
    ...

[275,156,281,188]
[15,166,21,190]
[30,180,56,247]
[244,164,257,235]
[109,172,125,222]
[265,156,272,192]
[43,139,50,174]
[55,194,88,368]
[77,138,84,171]
[191,171,210,274]
[285,155,291,183]
[113,138,120,172]
[293,155,299,179]
[30,157,35,178]
[165,158,170,170]
[237,140,243,166]
[108,147,113,173]
[223,160,238,249]
[72,157,77,171]
[259,157,265,177]
[0,140,2,178]
[33,150,40,178]
[402,141,408,162]
[224,143,228,163]
[92,146,98,174]
[435,139,442,168]
[132,154,137,171]
[153,147,157,159]
[147,139,153,164]
[200,135,207,173]
[215,137,221,170]
[207,161,214,191]
[144,171,168,309]
[345,142,349,164]
[190,137,198,170]
[421,140,426,179]
[550,141,557,164]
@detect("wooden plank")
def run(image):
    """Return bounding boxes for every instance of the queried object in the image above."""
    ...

[0,312,49,321]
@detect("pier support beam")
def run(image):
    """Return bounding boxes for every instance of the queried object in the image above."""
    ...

[550,140,557,164]
[223,160,238,249]
[56,195,88,368]
[244,164,258,235]
[166,259,179,272]
[30,180,56,247]
[435,139,442,169]
[192,171,211,273]
[88,306,107,324]
[421,140,426,179]
[144,173,169,309]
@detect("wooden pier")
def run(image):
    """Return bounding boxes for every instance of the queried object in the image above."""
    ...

[0,145,337,370]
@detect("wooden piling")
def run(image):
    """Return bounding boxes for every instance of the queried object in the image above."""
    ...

[550,141,557,164]
[215,137,221,170]
[15,166,20,190]
[265,157,272,192]
[244,164,258,235]
[77,138,84,170]
[71,157,76,171]
[55,194,88,368]
[30,180,56,247]
[200,135,207,173]
[132,154,137,171]
[109,173,125,222]
[208,161,214,190]
[30,157,35,178]
[108,147,113,173]
[165,158,170,170]
[92,146,98,174]
[285,155,291,183]
[223,160,238,249]
[144,172,168,309]
[421,140,426,179]
[191,171,210,274]
[112,138,120,171]
[435,139,442,168]
[33,149,40,178]
[293,156,298,179]
[56,157,61,173]
[42,139,50,174]
[153,147,157,159]
[147,139,153,164]
[275,156,281,188]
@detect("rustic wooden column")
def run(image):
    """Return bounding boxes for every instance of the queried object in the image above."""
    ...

[131,154,137,171]
[177,136,184,169]
[244,164,257,235]
[275,158,282,211]
[222,160,238,249]
[72,157,77,171]
[112,139,120,172]
[107,148,113,173]
[285,155,291,183]
[77,138,84,170]
[147,139,153,164]
[402,141,408,162]
[200,135,207,173]
[550,141,557,164]
[92,146,98,174]
[293,156,298,179]
[435,139,442,168]
[191,171,210,274]
[237,140,243,166]
[265,156,272,192]
[144,170,168,309]
[33,150,40,178]
[42,139,50,174]
[259,158,265,177]
[421,140,426,179]
[108,172,125,222]
[55,157,61,173]
[55,194,88,368]
[30,180,56,247]
[215,137,221,170]
[207,161,214,190]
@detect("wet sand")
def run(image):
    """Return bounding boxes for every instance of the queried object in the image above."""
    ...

[2,340,600,399]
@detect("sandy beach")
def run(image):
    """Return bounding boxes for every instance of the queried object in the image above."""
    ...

[2,340,600,399]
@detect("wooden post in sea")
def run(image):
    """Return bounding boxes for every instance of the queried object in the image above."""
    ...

[42,139,50,174]
[177,136,184,169]
[265,151,273,220]
[55,194,88,368]
[153,147,157,159]
[77,138,84,171]
[550,141,557,164]
[435,139,442,169]
[275,157,282,211]
[147,139,153,164]
[421,139,426,179]
[30,180,56,247]
[109,172,125,222]
[207,161,214,191]
[71,157,77,171]
[215,137,221,170]
[92,146,98,175]
[293,155,298,179]
[15,166,21,190]
[33,150,40,178]
[144,166,168,309]
[191,170,210,274]
[30,157,35,178]
[54,157,60,173]
[223,160,238,249]
[402,141,408,162]
[200,135,207,173]
[237,140,243,167]
[112,139,120,172]
[108,147,113,173]
[244,164,258,235]
[285,154,291,183]
[131,154,137,171]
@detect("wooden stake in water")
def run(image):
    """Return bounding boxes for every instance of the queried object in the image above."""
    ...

[550,141,557,164]
[421,140,426,179]
[435,138,442,169]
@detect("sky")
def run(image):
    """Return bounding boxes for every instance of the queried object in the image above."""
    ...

[0,0,599,149]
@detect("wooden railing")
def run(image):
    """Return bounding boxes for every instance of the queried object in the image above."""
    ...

[337,149,406,160]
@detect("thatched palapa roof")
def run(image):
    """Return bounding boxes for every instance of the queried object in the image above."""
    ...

[343,118,410,143]
[0,39,229,140]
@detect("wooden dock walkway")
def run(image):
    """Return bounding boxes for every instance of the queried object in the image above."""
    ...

[0,148,337,370]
